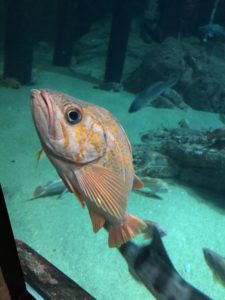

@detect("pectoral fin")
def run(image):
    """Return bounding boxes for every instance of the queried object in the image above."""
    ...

[61,175,86,207]
[75,164,127,219]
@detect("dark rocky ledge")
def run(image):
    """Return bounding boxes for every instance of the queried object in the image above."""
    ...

[133,127,225,192]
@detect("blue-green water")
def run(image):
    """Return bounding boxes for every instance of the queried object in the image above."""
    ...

[0,71,225,299]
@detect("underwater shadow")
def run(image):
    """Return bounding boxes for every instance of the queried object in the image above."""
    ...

[175,180,225,213]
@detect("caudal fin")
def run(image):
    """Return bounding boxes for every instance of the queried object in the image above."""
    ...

[108,214,147,248]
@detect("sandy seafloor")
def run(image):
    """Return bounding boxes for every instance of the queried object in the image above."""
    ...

[0,70,225,300]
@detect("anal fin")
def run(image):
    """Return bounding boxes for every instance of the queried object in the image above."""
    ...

[88,208,105,232]
[108,214,146,247]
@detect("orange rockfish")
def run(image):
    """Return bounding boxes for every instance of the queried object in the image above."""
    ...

[31,89,146,247]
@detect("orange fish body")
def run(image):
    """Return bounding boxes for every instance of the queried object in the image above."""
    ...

[31,89,146,247]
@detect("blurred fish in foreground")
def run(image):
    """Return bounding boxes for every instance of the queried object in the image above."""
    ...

[128,78,178,113]
[31,89,147,247]
[142,220,167,239]
[203,248,225,288]
[120,228,212,300]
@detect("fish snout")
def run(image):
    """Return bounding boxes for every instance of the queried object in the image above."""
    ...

[203,248,214,260]
[31,89,55,137]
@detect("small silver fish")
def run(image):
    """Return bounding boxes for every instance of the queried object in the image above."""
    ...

[32,176,168,200]
[30,179,68,200]
[120,228,212,300]
[128,78,178,113]
[203,248,225,288]
[141,176,168,194]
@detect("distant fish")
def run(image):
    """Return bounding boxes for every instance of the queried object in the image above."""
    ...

[198,23,225,42]
[133,176,168,199]
[203,248,225,288]
[30,179,68,200]
[178,118,190,129]
[128,78,178,113]
[32,176,168,200]
[120,228,212,300]
[206,127,225,142]
[133,190,163,200]
[141,176,168,194]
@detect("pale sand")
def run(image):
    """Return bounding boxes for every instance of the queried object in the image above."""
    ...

[0,71,224,299]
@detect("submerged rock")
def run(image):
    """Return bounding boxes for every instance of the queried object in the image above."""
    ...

[125,37,225,115]
[133,144,180,178]
[133,127,225,192]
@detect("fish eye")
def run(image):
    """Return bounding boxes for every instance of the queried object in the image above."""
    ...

[66,108,82,124]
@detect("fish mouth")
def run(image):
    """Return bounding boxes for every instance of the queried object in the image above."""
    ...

[31,89,54,135]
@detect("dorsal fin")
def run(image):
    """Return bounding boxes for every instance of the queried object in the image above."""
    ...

[150,227,176,270]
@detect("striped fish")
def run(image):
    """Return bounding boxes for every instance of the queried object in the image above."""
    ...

[119,228,212,300]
